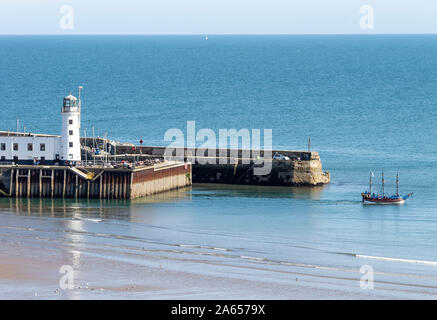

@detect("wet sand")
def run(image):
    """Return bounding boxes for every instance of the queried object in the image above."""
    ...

[1,197,437,300]
[2,234,435,300]
[0,241,379,300]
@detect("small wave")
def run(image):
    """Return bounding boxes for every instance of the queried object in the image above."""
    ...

[356,254,437,266]
[81,218,103,223]
[240,255,265,261]
[179,244,196,248]
[331,251,357,257]
[179,244,229,251]
[0,225,34,231]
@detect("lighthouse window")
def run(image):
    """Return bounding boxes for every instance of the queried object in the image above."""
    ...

[0,143,5,151]
[40,143,45,151]
[69,119,73,125]
[27,143,33,151]
[69,142,73,148]
[69,130,73,136]
[13,143,18,151]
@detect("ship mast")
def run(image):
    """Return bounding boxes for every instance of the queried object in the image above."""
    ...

[382,171,385,197]
[396,172,399,197]
[369,171,372,194]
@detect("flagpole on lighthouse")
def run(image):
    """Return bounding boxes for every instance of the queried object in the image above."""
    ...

[78,86,83,107]
[78,86,83,129]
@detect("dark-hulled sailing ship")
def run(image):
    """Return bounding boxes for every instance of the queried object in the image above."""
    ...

[361,172,412,204]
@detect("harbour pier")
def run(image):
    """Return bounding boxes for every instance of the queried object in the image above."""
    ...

[0,162,192,199]
[82,141,330,187]
[0,88,328,198]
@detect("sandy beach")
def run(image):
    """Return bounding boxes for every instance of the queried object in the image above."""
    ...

[0,241,385,300]
[2,207,437,300]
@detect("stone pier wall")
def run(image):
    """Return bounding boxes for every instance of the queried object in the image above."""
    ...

[130,162,192,199]
[192,159,329,186]
[106,146,330,187]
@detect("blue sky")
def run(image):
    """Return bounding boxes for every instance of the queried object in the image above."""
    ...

[0,0,436,34]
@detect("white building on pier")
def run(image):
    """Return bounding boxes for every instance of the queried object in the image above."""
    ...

[0,88,82,165]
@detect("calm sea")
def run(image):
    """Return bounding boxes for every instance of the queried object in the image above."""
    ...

[0,35,437,297]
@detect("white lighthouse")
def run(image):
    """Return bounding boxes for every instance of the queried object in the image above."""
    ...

[61,87,82,163]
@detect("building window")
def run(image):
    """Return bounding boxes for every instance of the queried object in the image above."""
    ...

[0,143,5,151]
[40,156,45,161]
[69,154,73,159]
[1,156,5,161]
[27,143,33,151]
[69,130,73,136]
[40,143,45,151]
[13,143,18,151]
[69,142,73,148]
[69,119,73,125]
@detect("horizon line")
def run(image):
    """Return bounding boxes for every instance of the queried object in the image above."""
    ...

[1,32,437,36]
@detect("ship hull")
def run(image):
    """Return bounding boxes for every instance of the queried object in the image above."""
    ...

[361,193,410,204]
[363,198,405,204]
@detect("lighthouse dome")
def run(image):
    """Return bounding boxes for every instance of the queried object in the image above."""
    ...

[62,94,79,112]
[64,94,77,101]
